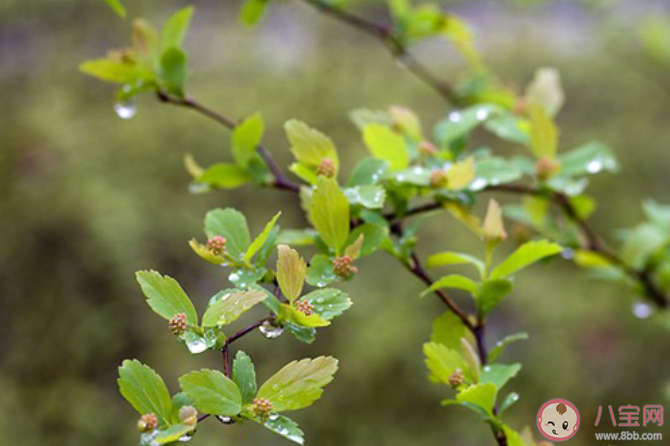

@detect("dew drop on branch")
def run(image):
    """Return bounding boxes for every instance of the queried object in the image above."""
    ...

[259,321,283,339]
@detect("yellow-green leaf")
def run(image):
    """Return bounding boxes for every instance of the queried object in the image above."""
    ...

[285,119,339,170]
[233,113,265,168]
[202,289,267,327]
[310,176,350,251]
[362,124,409,171]
[276,245,307,303]
[79,59,152,84]
[446,157,475,190]
[456,383,497,414]
[490,240,562,279]
[118,359,173,425]
[529,105,558,159]
[245,212,281,262]
[482,199,507,244]
[179,369,242,416]
[136,270,198,325]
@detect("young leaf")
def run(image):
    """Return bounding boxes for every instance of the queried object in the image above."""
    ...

[498,393,520,414]
[346,158,389,187]
[299,288,352,320]
[261,414,305,445]
[118,359,173,425]
[284,322,317,344]
[446,157,475,190]
[525,67,564,117]
[202,289,267,327]
[456,383,497,415]
[423,342,469,384]
[362,124,408,171]
[477,278,513,316]
[136,270,198,325]
[347,223,388,257]
[431,312,469,351]
[276,245,307,303]
[482,199,507,244]
[79,59,152,84]
[426,251,484,275]
[257,357,338,411]
[502,425,527,446]
[205,208,251,260]
[104,0,126,18]
[558,141,618,177]
[160,46,187,96]
[310,176,350,251]
[240,0,270,26]
[344,185,386,209]
[489,333,529,362]
[489,240,562,279]
[481,363,521,391]
[434,104,501,146]
[151,424,196,444]
[233,113,265,168]
[389,105,423,141]
[161,6,195,51]
[245,212,281,262]
[233,351,257,405]
[306,254,339,287]
[285,120,339,170]
[422,274,478,297]
[529,105,558,159]
[179,369,242,416]
[279,304,330,328]
[196,163,252,189]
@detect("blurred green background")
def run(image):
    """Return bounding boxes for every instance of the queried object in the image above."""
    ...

[3,0,670,445]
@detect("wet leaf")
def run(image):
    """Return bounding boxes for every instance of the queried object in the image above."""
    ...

[136,270,198,325]
[179,369,242,416]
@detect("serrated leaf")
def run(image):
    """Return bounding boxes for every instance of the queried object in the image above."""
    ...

[471,156,524,190]
[431,312,469,351]
[205,208,251,260]
[558,141,618,177]
[344,185,386,209]
[202,289,266,327]
[477,278,513,316]
[79,59,152,84]
[310,176,350,251]
[233,113,265,168]
[456,383,497,414]
[160,46,187,96]
[262,414,305,444]
[276,244,307,302]
[346,157,389,187]
[161,6,194,51]
[233,351,257,405]
[423,342,469,384]
[118,360,173,425]
[285,119,339,170]
[279,303,330,328]
[502,425,526,446]
[179,369,242,416]
[306,254,338,287]
[245,212,281,262]
[490,240,562,279]
[195,163,252,190]
[189,239,225,265]
[422,274,478,297]
[446,157,475,190]
[481,363,521,391]
[284,322,317,344]
[257,357,338,412]
[240,0,270,26]
[299,288,352,320]
[529,105,558,159]
[489,333,529,362]
[151,424,195,445]
[426,251,484,275]
[136,270,198,325]
[362,124,408,171]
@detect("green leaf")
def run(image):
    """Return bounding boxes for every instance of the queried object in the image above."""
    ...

[346,158,389,187]
[151,424,196,445]
[310,176,350,251]
[160,46,187,96]
[434,104,501,146]
[196,163,252,190]
[276,244,307,302]
[481,363,521,391]
[261,414,305,445]
[245,212,281,262]
[179,369,242,416]
[284,322,317,344]
[456,383,497,415]
[477,278,513,316]
[423,342,468,384]
[233,351,257,405]
[490,240,562,279]
[426,251,484,275]
[344,185,386,209]
[558,141,618,177]
[202,289,267,327]
[170,392,195,424]
[422,274,478,297]
[431,312,468,351]
[346,223,388,257]
[279,303,330,328]
[118,360,173,425]
[161,6,194,51]
[529,105,558,159]
[502,425,526,446]
[483,114,530,144]
[489,333,529,362]
[136,270,198,325]
[285,119,339,169]
[240,0,270,26]
[205,208,251,260]
[446,157,475,190]
[471,157,524,191]
[306,254,338,287]
[277,229,317,246]
[257,357,338,412]
[233,113,265,168]
[300,288,352,320]
[79,59,152,84]
[104,0,126,18]
[498,392,520,414]
[362,124,408,171]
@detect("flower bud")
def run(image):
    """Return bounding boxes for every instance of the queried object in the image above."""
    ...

[333,255,358,278]
[418,141,438,156]
[179,406,198,427]
[449,369,465,389]
[295,300,315,316]
[137,413,158,432]
[316,158,336,178]
[535,157,560,180]
[251,398,273,422]
[429,170,448,188]
[169,313,187,336]
[207,236,227,256]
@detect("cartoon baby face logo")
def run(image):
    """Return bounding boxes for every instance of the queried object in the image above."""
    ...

[536,399,580,442]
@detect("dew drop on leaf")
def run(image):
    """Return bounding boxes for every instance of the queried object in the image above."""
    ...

[259,320,284,339]
[632,300,654,319]
[114,100,137,119]
[586,160,602,174]
[448,111,462,122]
[216,416,235,424]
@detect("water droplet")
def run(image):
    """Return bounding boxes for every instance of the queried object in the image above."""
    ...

[316,282,326,288]
[259,321,284,339]
[114,100,137,119]
[396,174,405,182]
[470,178,487,191]
[269,413,280,421]
[586,160,602,174]
[228,272,240,282]
[413,166,423,174]
[448,112,461,122]
[216,415,235,424]
[561,248,575,260]
[483,365,491,373]
[178,433,194,442]
[186,338,208,354]
[632,300,654,319]
[476,108,490,120]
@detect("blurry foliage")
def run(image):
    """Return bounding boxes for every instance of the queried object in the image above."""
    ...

[3,0,670,445]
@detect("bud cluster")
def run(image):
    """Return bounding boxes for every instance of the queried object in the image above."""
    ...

[418,141,438,156]
[448,369,465,389]
[429,169,448,188]
[169,313,187,336]
[333,255,357,278]
[294,300,315,316]
[137,413,158,432]
[535,157,560,180]
[316,158,336,178]
[251,398,273,422]
[179,406,198,427]
[207,236,227,255]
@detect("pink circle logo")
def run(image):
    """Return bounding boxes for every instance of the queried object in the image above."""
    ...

[536,399,580,442]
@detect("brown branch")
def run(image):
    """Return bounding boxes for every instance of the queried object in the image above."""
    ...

[299,0,460,104]
[156,91,301,193]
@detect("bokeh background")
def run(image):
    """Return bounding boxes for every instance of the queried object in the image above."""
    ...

[3,0,670,445]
